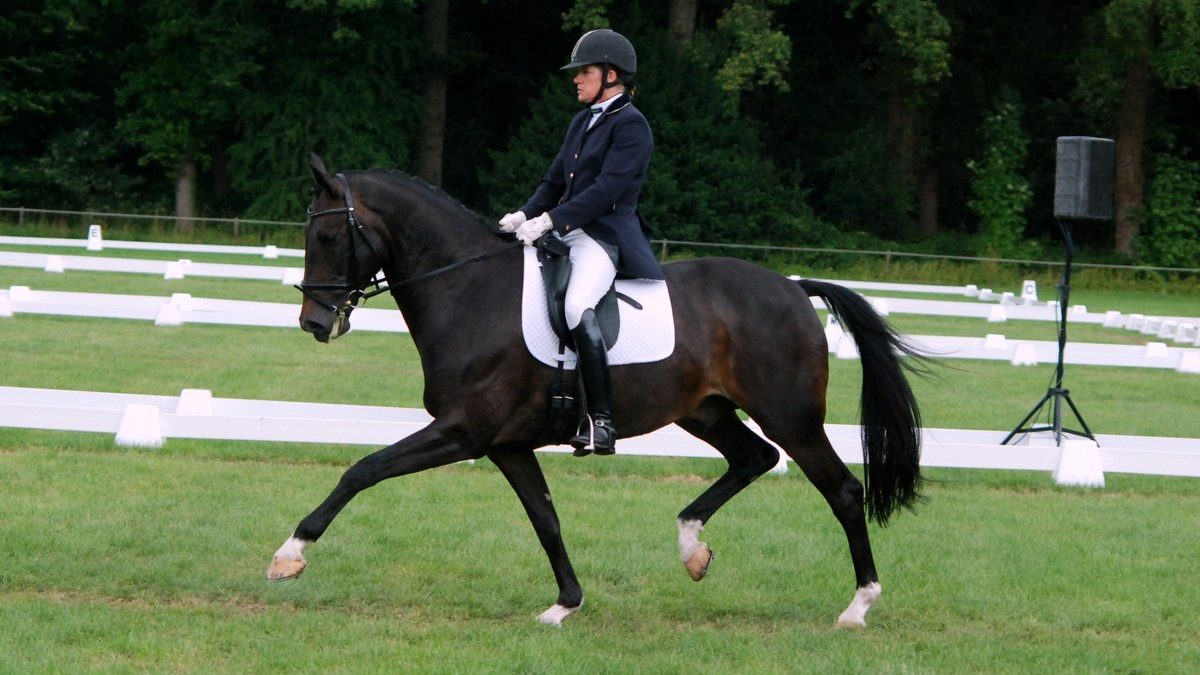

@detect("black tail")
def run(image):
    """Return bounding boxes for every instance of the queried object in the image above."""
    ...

[797,279,925,525]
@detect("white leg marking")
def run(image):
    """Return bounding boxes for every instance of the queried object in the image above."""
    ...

[537,600,582,626]
[677,518,705,563]
[677,518,713,581]
[836,582,882,628]
[274,536,309,561]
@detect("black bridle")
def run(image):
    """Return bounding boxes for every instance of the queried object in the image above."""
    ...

[296,173,391,317]
[297,172,522,320]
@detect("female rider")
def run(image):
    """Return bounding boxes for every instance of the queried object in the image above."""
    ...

[500,28,664,456]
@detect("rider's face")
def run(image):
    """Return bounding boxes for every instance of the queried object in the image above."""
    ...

[574,65,612,104]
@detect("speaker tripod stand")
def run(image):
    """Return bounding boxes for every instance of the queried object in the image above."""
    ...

[1001,218,1097,446]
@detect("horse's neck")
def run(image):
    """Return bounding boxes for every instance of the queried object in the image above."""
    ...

[370,178,510,345]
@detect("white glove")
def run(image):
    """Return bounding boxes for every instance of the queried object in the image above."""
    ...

[498,211,527,233]
[515,212,553,246]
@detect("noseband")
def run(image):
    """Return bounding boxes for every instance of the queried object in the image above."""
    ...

[296,173,391,320]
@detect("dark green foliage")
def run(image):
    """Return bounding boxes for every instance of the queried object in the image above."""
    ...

[0,0,1197,266]
[1141,151,1200,268]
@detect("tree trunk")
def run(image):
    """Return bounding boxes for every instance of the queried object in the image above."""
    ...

[668,0,698,50]
[417,0,449,186]
[175,157,196,234]
[1114,47,1149,259]
[918,164,939,235]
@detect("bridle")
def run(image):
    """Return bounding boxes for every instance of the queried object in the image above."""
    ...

[296,173,390,324]
[297,172,522,333]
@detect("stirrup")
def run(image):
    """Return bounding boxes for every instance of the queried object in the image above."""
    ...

[571,415,615,457]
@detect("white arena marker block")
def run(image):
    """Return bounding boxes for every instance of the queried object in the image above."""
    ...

[1054,440,1104,488]
[9,286,32,301]
[1157,320,1178,339]
[987,305,1007,323]
[979,288,996,301]
[1178,352,1200,374]
[984,334,1008,350]
[964,284,979,297]
[835,336,860,360]
[1144,342,1169,358]
[87,224,104,251]
[1071,305,1087,316]
[870,298,890,316]
[176,388,214,416]
[1175,323,1197,344]
[115,404,164,448]
[1020,280,1038,303]
[1010,343,1038,366]
[0,295,11,317]
[1000,292,1015,305]
[263,245,279,259]
[155,303,182,326]
[1141,317,1162,335]
[43,255,65,273]
[169,293,193,312]
[1125,313,1144,330]
[1103,311,1123,328]
[163,261,185,280]
[281,268,304,285]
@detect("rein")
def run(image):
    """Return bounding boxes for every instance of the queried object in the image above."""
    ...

[297,173,521,315]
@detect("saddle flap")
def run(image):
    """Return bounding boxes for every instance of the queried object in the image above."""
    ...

[537,237,619,350]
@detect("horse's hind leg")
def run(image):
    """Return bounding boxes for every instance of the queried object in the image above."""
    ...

[755,409,882,627]
[674,406,781,582]
[489,447,583,626]
[267,420,480,581]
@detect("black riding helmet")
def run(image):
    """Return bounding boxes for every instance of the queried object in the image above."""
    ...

[561,29,637,105]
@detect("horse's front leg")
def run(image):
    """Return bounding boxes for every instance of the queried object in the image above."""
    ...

[266,419,482,581]
[488,447,583,626]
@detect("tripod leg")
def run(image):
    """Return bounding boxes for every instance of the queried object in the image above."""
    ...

[1061,391,1098,444]
[1002,390,1054,445]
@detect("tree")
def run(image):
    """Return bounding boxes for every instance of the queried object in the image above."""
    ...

[416,0,449,185]
[1078,0,1200,257]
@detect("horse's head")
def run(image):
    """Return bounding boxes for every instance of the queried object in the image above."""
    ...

[297,153,389,342]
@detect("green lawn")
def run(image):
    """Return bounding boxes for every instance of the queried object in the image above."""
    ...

[0,448,1196,673]
[2,244,1198,672]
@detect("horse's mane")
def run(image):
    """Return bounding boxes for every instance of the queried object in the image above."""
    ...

[357,168,497,232]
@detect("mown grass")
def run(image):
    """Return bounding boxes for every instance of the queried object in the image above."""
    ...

[0,447,1197,672]
[2,239,1199,672]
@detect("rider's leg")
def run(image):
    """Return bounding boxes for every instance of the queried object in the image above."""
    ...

[560,230,617,455]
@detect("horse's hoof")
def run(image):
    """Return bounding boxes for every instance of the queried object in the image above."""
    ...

[684,544,713,582]
[266,556,306,581]
[835,617,867,629]
[537,601,582,626]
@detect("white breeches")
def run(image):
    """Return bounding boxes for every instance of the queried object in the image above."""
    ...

[559,229,617,329]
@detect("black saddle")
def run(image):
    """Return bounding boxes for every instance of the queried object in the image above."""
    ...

[537,235,641,351]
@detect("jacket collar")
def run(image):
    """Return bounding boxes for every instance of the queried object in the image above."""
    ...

[584,92,631,135]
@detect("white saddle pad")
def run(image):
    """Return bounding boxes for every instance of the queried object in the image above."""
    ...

[521,246,674,368]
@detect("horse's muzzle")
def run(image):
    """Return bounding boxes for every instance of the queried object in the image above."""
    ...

[299,301,350,343]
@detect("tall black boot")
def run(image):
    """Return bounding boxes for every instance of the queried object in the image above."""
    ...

[569,309,616,456]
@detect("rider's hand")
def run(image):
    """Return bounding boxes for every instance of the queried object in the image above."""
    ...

[515,212,553,246]
[498,211,527,233]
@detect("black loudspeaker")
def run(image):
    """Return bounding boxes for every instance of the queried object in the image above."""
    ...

[1054,136,1115,221]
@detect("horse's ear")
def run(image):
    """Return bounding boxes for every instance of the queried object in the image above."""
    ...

[308,152,338,196]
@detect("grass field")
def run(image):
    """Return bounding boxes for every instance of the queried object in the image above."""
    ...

[2,241,1200,672]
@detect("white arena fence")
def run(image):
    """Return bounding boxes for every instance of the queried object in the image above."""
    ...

[2,385,1198,485]
[2,286,1198,373]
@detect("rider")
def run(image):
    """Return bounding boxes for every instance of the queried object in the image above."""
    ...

[500,28,664,456]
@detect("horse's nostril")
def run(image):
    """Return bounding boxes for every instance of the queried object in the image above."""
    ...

[302,319,326,335]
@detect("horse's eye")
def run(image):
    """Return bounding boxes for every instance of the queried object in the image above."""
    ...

[317,232,337,244]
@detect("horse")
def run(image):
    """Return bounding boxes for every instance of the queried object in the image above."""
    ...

[266,154,925,628]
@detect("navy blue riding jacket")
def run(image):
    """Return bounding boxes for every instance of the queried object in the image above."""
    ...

[520,93,665,280]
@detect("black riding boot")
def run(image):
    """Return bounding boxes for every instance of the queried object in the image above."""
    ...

[570,309,616,456]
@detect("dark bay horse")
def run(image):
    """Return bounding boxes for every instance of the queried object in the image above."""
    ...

[267,154,924,627]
